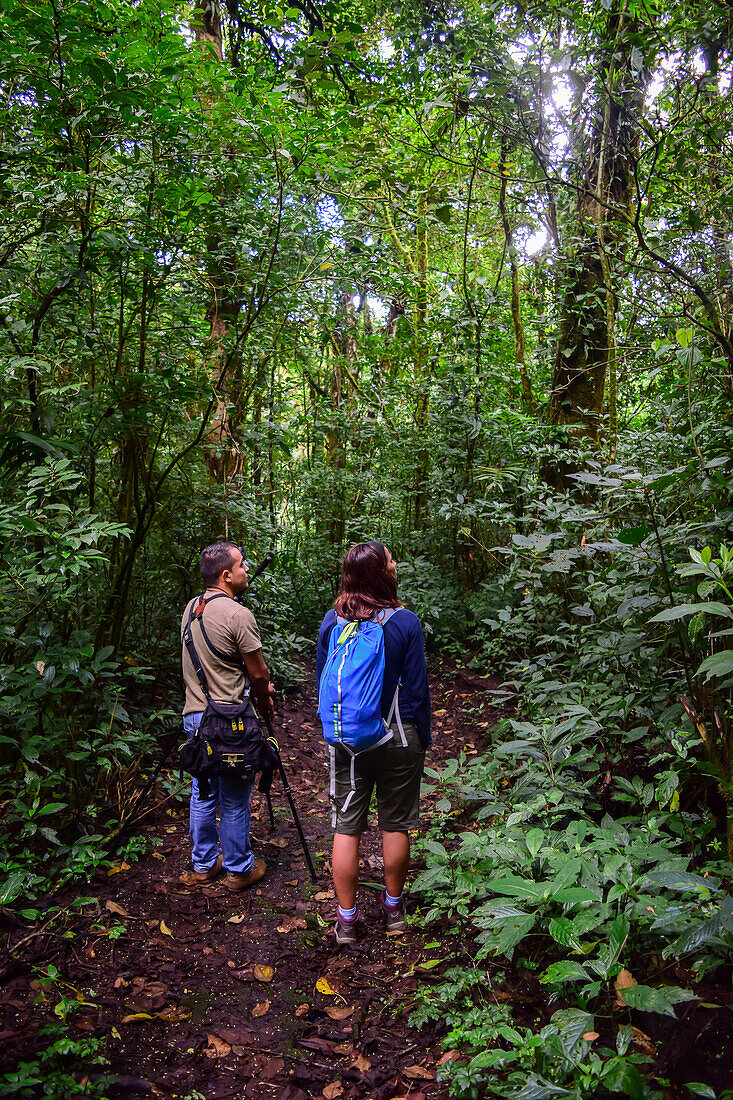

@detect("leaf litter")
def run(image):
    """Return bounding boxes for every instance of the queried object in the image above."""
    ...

[1,661,501,1099]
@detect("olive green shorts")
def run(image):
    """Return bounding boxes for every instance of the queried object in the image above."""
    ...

[329,722,426,834]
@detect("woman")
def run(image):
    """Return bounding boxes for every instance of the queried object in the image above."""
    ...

[316,541,431,945]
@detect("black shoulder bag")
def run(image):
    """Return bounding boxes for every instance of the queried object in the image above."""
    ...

[179,594,277,799]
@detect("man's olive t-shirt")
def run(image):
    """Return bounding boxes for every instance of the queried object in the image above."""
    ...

[181,592,262,714]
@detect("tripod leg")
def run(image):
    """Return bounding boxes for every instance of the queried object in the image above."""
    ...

[266,789,275,831]
[263,713,318,882]
[276,754,318,882]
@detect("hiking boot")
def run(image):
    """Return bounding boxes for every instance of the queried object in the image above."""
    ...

[179,855,223,886]
[224,859,266,892]
[380,891,407,933]
[334,909,359,946]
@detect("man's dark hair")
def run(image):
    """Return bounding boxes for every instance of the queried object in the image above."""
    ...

[200,542,238,587]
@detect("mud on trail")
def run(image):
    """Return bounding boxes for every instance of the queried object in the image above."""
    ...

[1,660,502,1100]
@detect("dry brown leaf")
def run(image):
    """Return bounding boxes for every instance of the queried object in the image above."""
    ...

[269,837,289,848]
[106,863,130,877]
[322,1083,343,1100]
[350,1052,371,1072]
[205,1033,232,1059]
[630,1026,657,1055]
[325,1005,354,1021]
[252,1000,270,1018]
[583,1031,599,1042]
[403,1065,435,1081]
[227,914,247,924]
[229,966,254,982]
[314,889,335,901]
[105,901,130,917]
[277,916,307,933]
[295,1003,310,1017]
[156,1005,191,1023]
[113,977,129,989]
[286,879,299,887]
[159,920,172,937]
[253,964,274,982]
[437,1050,460,1065]
[120,1013,154,1024]
[614,968,637,1007]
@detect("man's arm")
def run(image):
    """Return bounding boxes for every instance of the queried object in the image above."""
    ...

[243,648,275,717]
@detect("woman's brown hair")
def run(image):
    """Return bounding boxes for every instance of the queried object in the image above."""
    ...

[333,542,400,621]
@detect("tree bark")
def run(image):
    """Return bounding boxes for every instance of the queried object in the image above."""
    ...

[546,1,645,480]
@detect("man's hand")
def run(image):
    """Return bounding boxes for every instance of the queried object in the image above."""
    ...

[243,649,275,717]
[257,680,276,717]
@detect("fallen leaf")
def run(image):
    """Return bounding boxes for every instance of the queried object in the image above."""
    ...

[295,1003,310,1017]
[416,958,444,971]
[254,964,274,982]
[325,1005,354,1020]
[107,863,130,877]
[159,920,172,937]
[286,879,300,887]
[156,1006,191,1023]
[437,1050,460,1065]
[314,890,335,901]
[277,916,307,933]
[152,851,166,860]
[229,967,255,982]
[350,1052,371,1072]
[269,837,289,848]
[105,901,130,917]
[315,977,337,995]
[630,1026,657,1055]
[111,1027,121,1040]
[113,977,128,989]
[252,1000,270,1018]
[614,967,637,1007]
[323,1083,343,1099]
[227,914,248,924]
[583,1031,599,1042]
[205,1032,232,1059]
[120,1013,154,1024]
[403,1065,435,1081]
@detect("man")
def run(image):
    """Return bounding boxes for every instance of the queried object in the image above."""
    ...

[180,542,275,891]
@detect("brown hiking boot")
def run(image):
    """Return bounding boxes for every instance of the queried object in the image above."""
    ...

[179,855,223,886]
[225,859,266,892]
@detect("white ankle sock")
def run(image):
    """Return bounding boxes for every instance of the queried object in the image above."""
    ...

[337,904,357,921]
[385,891,403,908]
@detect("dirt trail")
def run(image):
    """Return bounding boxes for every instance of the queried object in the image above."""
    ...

[2,659,501,1100]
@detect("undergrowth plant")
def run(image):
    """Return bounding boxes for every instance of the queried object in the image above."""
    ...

[411,437,733,1099]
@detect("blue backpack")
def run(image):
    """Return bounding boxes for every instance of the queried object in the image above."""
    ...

[318,609,406,815]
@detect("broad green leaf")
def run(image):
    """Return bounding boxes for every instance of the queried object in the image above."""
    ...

[649,602,732,622]
[697,650,733,681]
[549,1008,595,1058]
[488,876,547,900]
[493,912,536,956]
[620,984,697,1016]
[526,829,544,858]
[548,916,584,951]
[540,960,590,984]
[644,870,712,892]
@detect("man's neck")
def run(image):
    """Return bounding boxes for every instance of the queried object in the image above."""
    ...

[206,585,233,599]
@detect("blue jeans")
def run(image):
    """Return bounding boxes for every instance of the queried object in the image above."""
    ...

[183,712,255,876]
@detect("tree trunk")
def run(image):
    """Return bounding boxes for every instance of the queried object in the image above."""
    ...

[546,1,645,481]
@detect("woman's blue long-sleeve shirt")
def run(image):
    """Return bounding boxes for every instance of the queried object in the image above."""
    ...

[316,608,432,749]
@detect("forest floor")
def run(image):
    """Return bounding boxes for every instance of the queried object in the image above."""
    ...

[1,657,504,1100]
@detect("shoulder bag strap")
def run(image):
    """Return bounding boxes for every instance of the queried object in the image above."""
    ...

[183,597,212,702]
